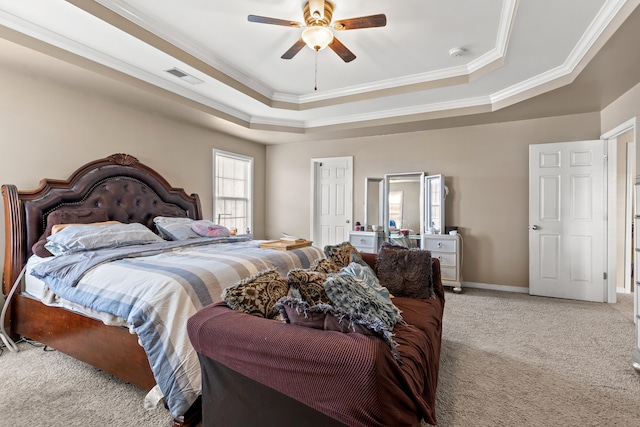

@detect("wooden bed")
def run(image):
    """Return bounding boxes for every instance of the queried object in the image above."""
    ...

[2,153,204,426]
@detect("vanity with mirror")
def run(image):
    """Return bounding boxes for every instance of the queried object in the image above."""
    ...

[384,172,425,247]
[352,171,463,292]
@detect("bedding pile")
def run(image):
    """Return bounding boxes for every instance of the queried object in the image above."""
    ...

[29,225,323,419]
[188,241,445,426]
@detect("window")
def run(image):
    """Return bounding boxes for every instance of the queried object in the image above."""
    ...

[213,150,253,234]
[388,190,403,229]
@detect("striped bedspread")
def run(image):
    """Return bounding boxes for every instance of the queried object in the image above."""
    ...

[30,239,324,418]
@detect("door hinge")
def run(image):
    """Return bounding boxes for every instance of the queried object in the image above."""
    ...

[603,272,608,280]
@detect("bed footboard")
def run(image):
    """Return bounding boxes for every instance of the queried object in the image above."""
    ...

[200,357,345,427]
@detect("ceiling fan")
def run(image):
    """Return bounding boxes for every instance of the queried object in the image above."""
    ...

[248,0,386,63]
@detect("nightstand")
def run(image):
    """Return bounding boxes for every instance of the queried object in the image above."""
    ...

[423,234,463,292]
[349,230,384,254]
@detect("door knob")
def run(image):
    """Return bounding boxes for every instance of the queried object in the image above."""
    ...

[530,225,539,230]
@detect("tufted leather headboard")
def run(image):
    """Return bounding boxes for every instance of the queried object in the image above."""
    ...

[2,153,202,293]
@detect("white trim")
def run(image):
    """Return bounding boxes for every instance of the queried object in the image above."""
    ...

[310,160,318,245]
[601,117,637,140]
[601,116,637,304]
[624,141,635,293]
[606,138,617,303]
[460,281,529,294]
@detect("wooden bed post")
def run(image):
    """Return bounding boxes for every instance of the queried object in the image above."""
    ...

[2,184,25,339]
[2,184,25,295]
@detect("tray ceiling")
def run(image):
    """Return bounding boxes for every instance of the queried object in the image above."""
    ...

[1,0,639,143]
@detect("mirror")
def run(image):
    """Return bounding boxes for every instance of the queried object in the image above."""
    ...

[384,172,425,240]
[364,177,384,230]
[425,174,446,234]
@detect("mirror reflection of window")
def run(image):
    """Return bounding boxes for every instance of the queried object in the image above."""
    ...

[365,177,384,228]
[389,190,403,229]
[430,179,441,231]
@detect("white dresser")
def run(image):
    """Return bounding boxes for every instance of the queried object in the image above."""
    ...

[349,230,384,254]
[422,234,463,293]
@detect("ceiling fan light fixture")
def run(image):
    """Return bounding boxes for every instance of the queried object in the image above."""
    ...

[302,26,334,51]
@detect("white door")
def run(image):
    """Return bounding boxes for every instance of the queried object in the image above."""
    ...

[529,140,607,302]
[311,157,353,250]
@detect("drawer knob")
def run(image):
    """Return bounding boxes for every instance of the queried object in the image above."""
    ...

[438,242,442,248]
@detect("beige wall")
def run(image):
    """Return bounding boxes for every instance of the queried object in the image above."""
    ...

[5,40,639,291]
[601,81,640,135]
[0,61,267,274]
[266,113,602,288]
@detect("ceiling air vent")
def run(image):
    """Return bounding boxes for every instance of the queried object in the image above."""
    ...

[165,68,204,85]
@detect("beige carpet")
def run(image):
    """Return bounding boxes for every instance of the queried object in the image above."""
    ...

[427,289,640,427]
[0,339,174,426]
[2,288,639,427]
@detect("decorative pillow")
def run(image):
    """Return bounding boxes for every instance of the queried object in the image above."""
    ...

[324,270,403,331]
[51,220,121,235]
[287,269,331,305]
[32,208,110,258]
[44,222,164,256]
[222,268,289,319]
[275,297,400,362]
[323,241,365,269]
[376,242,434,299]
[309,258,341,274]
[191,220,231,238]
[153,216,200,240]
[340,262,389,299]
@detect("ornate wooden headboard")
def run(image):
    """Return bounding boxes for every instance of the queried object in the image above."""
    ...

[2,153,202,294]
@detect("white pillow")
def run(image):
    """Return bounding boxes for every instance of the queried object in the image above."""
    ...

[44,223,164,256]
[153,216,200,241]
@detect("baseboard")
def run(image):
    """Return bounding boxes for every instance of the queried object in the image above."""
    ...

[460,281,529,294]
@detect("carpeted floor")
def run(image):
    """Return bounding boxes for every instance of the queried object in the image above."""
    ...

[427,288,640,427]
[0,339,174,426]
[2,288,639,427]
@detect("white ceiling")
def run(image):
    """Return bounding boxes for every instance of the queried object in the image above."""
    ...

[1,0,639,144]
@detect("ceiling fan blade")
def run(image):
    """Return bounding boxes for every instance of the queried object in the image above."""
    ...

[281,38,307,60]
[329,37,356,63]
[248,15,302,27]
[333,14,387,30]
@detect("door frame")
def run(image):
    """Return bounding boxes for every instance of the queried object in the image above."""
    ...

[309,156,354,247]
[601,116,637,304]
[625,142,636,292]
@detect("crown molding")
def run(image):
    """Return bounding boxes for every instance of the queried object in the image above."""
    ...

[0,14,252,124]
[3,0,636,135]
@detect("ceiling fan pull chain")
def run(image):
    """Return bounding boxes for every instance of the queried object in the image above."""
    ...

[314,50,318,91]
